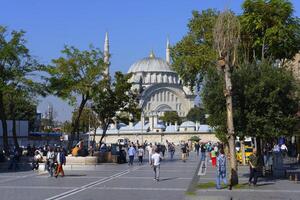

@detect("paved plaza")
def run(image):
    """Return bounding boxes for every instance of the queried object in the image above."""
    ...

[186,155,300,200]
[1,152,300,200]
[0,152,199,200]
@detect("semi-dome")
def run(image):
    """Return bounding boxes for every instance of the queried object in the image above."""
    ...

[128,51,174,73]
[180,121,196,128]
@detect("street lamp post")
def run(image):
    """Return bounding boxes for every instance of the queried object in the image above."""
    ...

[141,112,144,144]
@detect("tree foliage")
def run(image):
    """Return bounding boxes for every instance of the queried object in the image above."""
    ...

[0,26,44,150]
[47,45,105,148]
[240,0,300,62]
[91,72,139,144]
[160,111,181,124]
[171,9,219,89]
[186,106,206,124]
[203,62,299,142]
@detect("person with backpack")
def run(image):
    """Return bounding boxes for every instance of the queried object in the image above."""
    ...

[181,142,187,162]
[216,148,227,189]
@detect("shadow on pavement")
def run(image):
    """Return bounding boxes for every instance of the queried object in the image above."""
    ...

[158,177,179,182]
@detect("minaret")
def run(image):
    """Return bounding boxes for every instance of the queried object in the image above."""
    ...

[166,37,171,64]
[104,32,110,76]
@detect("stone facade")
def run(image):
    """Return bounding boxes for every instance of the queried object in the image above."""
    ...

[89,132,219,145]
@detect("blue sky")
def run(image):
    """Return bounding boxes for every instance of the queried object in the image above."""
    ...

[1,0,299,122]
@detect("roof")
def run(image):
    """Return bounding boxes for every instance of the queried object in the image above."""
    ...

[180,121,196,127]
[128,54,174,73]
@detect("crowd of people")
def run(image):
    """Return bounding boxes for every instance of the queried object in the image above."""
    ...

[1,137,299,187]
[31,146,67,178]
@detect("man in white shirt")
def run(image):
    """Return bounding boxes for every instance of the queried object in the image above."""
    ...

[151,149,162,181]
[146,143,153,164]
[128,145,136,166]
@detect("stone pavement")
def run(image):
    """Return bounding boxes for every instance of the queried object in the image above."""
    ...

[186,154,300,200]
[0,151,200,200]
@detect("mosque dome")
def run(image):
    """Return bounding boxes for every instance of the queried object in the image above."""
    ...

[180,121,196,128]
[128,51,174,74]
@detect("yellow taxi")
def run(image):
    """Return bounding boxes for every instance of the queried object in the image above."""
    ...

[236,146,253,164]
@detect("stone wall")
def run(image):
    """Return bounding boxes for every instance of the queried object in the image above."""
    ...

[89,132,219,145]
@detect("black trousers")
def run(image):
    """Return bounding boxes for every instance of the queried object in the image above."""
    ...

[249,167,258,185]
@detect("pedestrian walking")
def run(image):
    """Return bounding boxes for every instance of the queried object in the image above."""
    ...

[211,148,217,167]
[168,142,175,160]
[46,147,55,177]
[55,147,66,178]
[151,148,162,181]
[128,145,136,166]
[181,142,187,162]
[216,149,227,189]
[200,143,206,161]
[195,142,200,156]
[147,143,153,164]
[161,144,166,158]
[8,147,20,170]
[248,148,259,186]
[137,146,144,165]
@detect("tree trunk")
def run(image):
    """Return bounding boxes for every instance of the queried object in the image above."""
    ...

[0,91,9,154]
[68,94,88,151]
[99,123,109,145]
[241,140,246,165]
[9,94,19,149]
[224,55,238,187]
[12,117,19,149]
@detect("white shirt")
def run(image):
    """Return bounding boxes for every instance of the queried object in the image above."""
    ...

[146,146,153,155]
[280,144,288,151]
[151,153,161,166]
[138,148,144,156]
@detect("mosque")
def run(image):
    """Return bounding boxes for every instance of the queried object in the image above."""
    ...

[87,33,218,144]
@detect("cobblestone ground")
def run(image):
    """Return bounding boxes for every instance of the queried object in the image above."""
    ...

[186,154,300,200]
[0,151,200,200]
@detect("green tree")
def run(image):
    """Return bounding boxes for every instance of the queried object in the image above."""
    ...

[160,111,181,124]
[171,9,219,89]
[71,107,93,134]
[4,89,37,149]
[203,61,299,151]
[213,10,241,187]
[186,106,206,123]
[47,45,105,149]
[0,26,43,151]
[91,72,138,144]
[240,0,300,63]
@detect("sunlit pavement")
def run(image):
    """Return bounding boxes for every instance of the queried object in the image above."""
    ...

[187,155,300,200]
[0,152,199,200]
